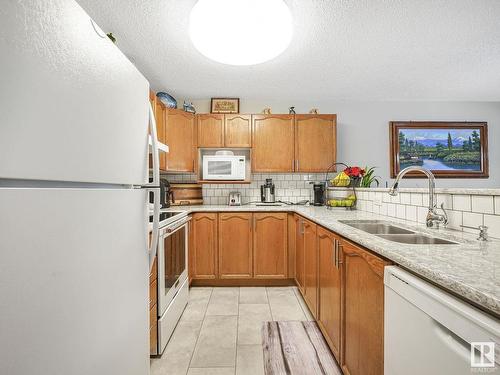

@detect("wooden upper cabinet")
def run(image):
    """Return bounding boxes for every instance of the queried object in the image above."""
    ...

[165,109,195,172]
[218,213,253,279]
[252,115,294,172]
[224,114,252,147]
[253,212,288,279]
[341,240,389,375]
[317,227,342,363]
[303,219,318,318]
[154,101,167,171]
[295,114,337,172]
[197,114,224,147]
[294,215,305,292]
[191,213,218,279]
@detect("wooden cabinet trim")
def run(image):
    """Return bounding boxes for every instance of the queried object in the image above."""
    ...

[340,239,388,278]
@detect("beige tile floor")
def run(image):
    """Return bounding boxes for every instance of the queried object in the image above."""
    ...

[150,286,314,375]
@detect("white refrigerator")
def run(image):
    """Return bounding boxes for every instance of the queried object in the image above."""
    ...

[0,1,160,374]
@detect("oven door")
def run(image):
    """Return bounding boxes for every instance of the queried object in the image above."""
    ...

[157,218,189,316]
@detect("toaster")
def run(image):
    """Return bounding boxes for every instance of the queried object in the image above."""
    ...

[228,191,242,206]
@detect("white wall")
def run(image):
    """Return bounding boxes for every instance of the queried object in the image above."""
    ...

[188,99,500,188]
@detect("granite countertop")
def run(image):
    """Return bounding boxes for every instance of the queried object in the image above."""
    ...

[167,204,500,318]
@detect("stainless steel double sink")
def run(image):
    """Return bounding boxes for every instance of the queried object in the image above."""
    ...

[339,220,458,245]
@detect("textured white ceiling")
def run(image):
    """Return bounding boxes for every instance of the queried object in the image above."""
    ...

[78,0,500,101]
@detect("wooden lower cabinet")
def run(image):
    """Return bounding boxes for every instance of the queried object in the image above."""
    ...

[341,239,389,375]
[218,213,253,278]
[253,212,288,279]
[317,227,342,363]
[303,219,318,318]
[294,215,305,292]
[149,254,158,355]
[190,213,218,279]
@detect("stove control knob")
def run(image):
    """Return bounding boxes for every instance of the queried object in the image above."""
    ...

[166,228,173,233]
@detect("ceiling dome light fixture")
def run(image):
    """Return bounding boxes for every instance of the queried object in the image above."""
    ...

[189,0,292,66]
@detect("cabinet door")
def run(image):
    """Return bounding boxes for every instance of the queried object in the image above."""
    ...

[303,219,318,318]
[294,215,305,292]
[317,227,341,362]
[197,114,224,147]
[154,101,167,171]
[252,115,294,172]
[165,109,195,172]
[253,212,288,279]
[218,213,253,279]
[191,213,218,279]
[224,114,251,147]
[295,114,336,172]
[341,240,388,375]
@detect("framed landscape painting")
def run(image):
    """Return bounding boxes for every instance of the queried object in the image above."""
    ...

[390,122,489,178]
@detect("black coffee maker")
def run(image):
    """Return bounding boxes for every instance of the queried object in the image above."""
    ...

[150,177,174,208]
[160,178,174,208]
[311,181,326,206]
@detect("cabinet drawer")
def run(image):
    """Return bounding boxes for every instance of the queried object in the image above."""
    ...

[149,278,157,309]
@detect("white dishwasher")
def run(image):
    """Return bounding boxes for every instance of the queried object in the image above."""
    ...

[384,266,500,375]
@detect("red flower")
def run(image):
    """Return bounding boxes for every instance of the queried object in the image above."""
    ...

[344,166,366,178]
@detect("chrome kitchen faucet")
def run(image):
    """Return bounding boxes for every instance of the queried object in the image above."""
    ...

[389,166,448,228]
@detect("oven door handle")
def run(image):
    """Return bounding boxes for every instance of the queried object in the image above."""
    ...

[165,216,191,234]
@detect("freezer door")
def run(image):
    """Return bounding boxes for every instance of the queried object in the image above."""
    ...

[0,0,149,185]
[0,188,150,375]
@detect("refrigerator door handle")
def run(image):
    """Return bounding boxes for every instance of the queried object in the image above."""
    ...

[144,103,160,187]
[148,187,160,271]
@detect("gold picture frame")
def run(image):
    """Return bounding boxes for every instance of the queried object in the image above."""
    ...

[210,98,240,114]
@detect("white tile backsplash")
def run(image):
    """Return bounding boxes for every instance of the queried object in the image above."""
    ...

[417,206,428,224]
[471,196,494,214]
[169,173,500,239]
[462,212,483,233]
[410,193,423,206]
[437,194,453,210]
[484,215,500,239]
[167,173,325,204]
[406,205,417,222]
[452,195,471,211]
[400,193,412,205]
[446,210,463,230]
[353,188,500,239]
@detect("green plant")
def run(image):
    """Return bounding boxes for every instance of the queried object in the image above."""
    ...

[360,166,381,188]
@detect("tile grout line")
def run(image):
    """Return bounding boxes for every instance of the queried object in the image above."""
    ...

[185,287,214,374]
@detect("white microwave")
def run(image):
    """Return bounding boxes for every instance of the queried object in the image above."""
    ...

[202,155,246,180]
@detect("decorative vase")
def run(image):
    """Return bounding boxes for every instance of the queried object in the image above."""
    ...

[156,92,177,109]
